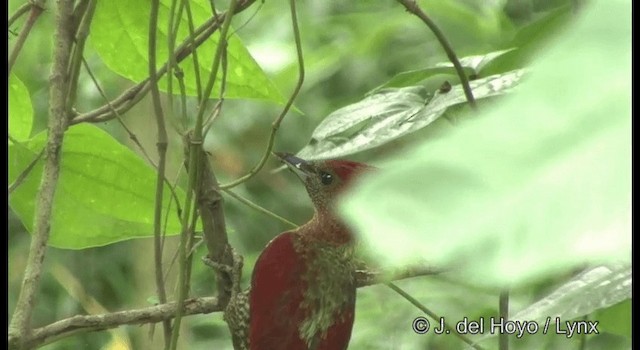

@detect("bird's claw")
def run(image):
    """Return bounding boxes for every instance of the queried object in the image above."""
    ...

[201,245,244,294]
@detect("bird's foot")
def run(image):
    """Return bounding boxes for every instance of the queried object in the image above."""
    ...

[201,245,244,294]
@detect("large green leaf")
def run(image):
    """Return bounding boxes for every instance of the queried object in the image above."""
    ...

[473,265,630,346]
[593,298,631,338]
[509,264,631,325]
[339,0,631,287]
[297,69,524,160]
[91,0,285,103]
[8,124,184,249]
[375,49,515,90]
[8,73,33,143]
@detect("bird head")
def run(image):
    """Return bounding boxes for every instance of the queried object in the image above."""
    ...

[275,152,372,214]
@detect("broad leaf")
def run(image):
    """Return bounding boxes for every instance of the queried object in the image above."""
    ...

[510,264,631,324]
[9,124,184,249]
[9,73,33,143]
[91,0,285,103]
[374,49,515,90]
[339,0,631,287]
[593,299,631,338]
[298,69,524,160]
[473,264,631,345]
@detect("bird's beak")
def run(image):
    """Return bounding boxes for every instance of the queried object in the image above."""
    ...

[274,152,315,181]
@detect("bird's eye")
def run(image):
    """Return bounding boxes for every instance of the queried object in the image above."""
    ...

[320,172,333,185]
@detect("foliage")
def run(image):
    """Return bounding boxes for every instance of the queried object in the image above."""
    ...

[8,0,630,349]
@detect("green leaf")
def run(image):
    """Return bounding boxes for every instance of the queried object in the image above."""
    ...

[436,48,516,74]
[483,5,572,76]
[339,0,630,287]
[9,124,184,249]
[592,299,631,338]
[90,0,285,104]
[510,264,631,324]
[297,69,524,160]
[374,49,515,90]
[476,264,631,345]
[9,73,33,143]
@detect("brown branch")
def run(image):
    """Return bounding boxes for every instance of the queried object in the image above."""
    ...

[8,1,75,349]
[196,149,234,305]
[70,0,257,125]
[396,0,476,109]
[13,264,442,348]
[21,297,222,349]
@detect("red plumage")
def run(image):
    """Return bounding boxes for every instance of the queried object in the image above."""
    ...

[248,154,371,350]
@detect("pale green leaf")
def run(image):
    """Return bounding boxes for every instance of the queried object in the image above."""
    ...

[8,73,33,142]
[298,69,524,160]
[91,0,285,103]
[339,0,631,287]
[510,264,631,324]
[374,49,516,91]
[9,124,184,249]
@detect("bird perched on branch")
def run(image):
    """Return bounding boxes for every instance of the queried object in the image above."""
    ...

[241,152,372,350]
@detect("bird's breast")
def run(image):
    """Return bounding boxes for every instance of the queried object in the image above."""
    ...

[295,241,357,348]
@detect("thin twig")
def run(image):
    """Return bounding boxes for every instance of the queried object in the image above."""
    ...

[148,0,172,346]
[15,264,441,348]
[8,148,44,195]
[64,0,96,116]
[8,2,32,28]
[385,282,485,350]
[355,264,445,287]
[499,289,509,350]
[202,40,227,133]
[396,0,476,109]
[165,0,185,132]
[8,1,75,349]
[71,0,257,125]
[220,0,305,189]
[222,188,298,228]
[182,0,204,102]
[80,57,184,216]
[9,0,46,74]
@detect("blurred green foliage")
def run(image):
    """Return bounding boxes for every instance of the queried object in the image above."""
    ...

[10,0,629,349]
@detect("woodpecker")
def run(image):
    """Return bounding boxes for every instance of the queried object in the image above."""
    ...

[243,152,372,350]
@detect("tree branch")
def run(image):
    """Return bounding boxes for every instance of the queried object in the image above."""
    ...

[70,0,257,125]
[8,0,75,349]
[13,264,442,348]
[22,297,222,349]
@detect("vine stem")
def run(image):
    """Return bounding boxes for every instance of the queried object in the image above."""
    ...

[9,0,46,74]
[499,289,510,350]
[385,282,485,350]
[396,0,476,109]
[148,0,173,346]
[220,0,305,189]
